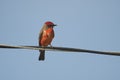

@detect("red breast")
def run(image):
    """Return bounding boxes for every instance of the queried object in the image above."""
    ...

[40,28,54,46]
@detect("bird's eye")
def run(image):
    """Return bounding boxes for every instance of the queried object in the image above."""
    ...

[48,25,53,27]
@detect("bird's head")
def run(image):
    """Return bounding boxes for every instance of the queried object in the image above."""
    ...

[45,21,57,27]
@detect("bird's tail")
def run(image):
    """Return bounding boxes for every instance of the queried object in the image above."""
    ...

[39,50,45,61]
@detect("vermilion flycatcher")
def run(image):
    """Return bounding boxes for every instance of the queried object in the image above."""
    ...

[38,21,56,61]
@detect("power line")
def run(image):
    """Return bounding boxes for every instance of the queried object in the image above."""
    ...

[0,44,120,56]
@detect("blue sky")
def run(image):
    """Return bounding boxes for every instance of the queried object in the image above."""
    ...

[0,0,120,80]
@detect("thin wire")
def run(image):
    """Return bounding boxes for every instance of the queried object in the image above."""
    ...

[0,44,120,56]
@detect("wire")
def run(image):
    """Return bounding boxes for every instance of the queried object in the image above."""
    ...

[0,44,120,56]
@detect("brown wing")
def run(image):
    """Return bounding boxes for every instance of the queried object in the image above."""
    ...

[38,24,48,46]
[39,26,44,46]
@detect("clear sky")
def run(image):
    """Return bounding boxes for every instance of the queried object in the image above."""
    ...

[0,0,120,80]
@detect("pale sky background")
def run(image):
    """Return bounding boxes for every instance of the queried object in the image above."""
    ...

[0,0,120,80]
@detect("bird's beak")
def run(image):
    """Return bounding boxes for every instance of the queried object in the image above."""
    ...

[53,24,57,26]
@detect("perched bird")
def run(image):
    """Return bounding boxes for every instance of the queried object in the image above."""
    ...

[38,21,56,61]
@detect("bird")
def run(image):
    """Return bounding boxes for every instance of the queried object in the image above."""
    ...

[38,21,56,61]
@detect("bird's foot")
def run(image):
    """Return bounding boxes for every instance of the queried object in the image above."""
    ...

[50,44,53,48]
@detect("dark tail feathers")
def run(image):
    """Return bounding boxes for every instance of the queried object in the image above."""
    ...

[39,50,45,61]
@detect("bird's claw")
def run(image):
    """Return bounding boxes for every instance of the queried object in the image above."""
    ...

[50,44,53,48]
